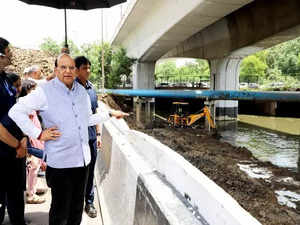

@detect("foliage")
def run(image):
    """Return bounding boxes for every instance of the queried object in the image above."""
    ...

[40,36,300,90]
[40,38,80,57]
[156,61,177,77]
[240,55,267,82]
[40,38,135,89]
[155,59,209,83]
[109,47,136,88]
[80,42,103,87]
[40,37,60,56]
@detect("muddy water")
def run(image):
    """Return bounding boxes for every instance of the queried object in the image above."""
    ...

[218,117,300,172]
[238,115,300,135]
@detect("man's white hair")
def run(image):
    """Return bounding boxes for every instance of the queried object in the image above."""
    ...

[23,67,30,74]
[56,53,72,66]
[27,65,40,74]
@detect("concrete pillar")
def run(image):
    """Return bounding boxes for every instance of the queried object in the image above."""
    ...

[133,62,155,128]
[134,97,155,129]
[209,56,243,121]
[133,62,155,89]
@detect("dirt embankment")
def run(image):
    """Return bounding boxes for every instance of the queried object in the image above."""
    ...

[6,47,56,78]
[104,95,300,225]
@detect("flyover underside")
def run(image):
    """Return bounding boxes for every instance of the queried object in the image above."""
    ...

[164,0,300,60]
[114,0,300,122]
[112,0,253,62]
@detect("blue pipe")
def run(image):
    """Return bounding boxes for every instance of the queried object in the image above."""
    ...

[104,89,300,102]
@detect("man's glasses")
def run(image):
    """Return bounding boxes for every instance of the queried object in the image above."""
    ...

[59,65,75,71]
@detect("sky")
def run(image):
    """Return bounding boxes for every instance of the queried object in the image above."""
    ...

[0,0,193,66]
[0,0,124,49]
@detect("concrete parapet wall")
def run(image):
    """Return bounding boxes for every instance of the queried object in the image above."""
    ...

[95,118,262,225]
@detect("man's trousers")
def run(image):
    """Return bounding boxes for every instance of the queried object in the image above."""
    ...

[46,166,89,225]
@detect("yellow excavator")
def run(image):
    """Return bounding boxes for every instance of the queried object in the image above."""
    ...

[167,102,215,129]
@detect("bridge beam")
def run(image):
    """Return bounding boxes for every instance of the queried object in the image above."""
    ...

[133,62,155,128]
[209,55,243,120]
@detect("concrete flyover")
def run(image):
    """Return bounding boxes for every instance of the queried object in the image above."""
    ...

[163,0,300,119]
[112,0,300,121]
[95,102,262,225]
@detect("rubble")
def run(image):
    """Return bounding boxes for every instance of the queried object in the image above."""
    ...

[6,47,56,78]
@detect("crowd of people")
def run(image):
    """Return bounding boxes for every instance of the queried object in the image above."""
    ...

[0,37,128,225]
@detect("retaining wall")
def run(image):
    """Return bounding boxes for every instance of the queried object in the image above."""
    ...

[95,117,262,225]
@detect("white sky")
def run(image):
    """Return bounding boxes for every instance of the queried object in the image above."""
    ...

[0,0,124,49]
[1,0,192,67]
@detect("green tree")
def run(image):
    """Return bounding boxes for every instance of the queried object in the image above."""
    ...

[40,37,60,55]
[39,38,143,89]
[81,42,103,86]
[109,47,136,89]
[155,60,178,83]
[156,61,177,76]
[266,37,300,76]
[195,59,210,76]
[40,38,81,57]
[240,55,267,82]
[81,42,113,88]
[61,40,81,57]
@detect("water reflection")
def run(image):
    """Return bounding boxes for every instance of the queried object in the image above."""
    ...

[218,120,299,171]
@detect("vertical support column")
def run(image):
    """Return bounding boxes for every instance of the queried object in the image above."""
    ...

[132,62,155,90]
[209,56,243,121]
[134,97,155,129]
[133,62,156,128]
[297,144,300,173]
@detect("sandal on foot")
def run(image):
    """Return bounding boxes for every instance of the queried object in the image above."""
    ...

[36,188,48,195]
[26,194,46,204]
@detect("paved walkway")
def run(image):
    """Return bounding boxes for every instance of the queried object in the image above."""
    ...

[3,177,103,225]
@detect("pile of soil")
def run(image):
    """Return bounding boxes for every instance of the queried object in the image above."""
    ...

[6,47,56,78]
[105,95,300,225]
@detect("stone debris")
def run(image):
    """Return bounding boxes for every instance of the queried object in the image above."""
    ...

[6,47,56,78]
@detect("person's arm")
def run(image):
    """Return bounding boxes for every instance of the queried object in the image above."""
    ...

[95,106,102,148]
[0,118,28,158]
[88,95,110,126]
[0,123,20,148]
[88,96,129,126]
[9,87,48,139]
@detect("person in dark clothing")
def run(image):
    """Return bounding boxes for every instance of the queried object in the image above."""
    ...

[7,73,21,96]
[0,37,27,225]
[75,56,100,218]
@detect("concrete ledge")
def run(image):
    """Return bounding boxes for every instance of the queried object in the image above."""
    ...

[95,118,261,225]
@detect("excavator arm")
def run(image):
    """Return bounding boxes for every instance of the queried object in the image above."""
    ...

[187,113,205,126]
[187,106,216,128]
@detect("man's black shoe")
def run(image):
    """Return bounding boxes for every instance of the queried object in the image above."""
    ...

[85,204,97,218]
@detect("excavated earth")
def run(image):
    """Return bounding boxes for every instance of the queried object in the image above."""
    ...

[6,47,56,77]
[103,95,300,225]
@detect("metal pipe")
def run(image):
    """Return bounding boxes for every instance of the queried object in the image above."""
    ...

[104,89,300,102]
[101,9,105,94]
[64,8,68,48]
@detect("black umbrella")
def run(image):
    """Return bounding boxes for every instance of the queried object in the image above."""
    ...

[18,0,126,91]
[18,0,126,47]
[18,0,126,10]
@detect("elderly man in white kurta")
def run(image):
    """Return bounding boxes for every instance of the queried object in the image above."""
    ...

[9,53,127,225]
